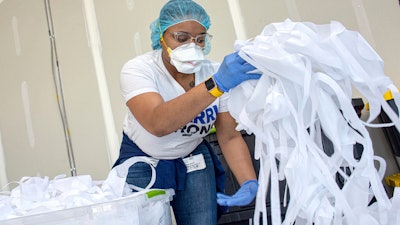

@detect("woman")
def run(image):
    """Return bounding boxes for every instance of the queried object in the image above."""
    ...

[113,0,260,224]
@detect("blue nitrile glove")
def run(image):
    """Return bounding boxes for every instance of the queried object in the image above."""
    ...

[217,180,258,207]
[213,52,261,92]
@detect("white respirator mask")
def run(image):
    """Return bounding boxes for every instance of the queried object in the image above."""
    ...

[168,43,205,74]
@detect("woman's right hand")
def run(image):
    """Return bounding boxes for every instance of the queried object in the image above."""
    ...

[213,52,261,92]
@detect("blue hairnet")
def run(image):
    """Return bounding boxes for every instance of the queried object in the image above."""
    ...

[150,0,211,53]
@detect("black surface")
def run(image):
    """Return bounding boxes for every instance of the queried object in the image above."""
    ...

[379,99,400,157]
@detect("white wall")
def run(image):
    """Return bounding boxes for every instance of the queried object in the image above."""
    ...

[0,0,399,192]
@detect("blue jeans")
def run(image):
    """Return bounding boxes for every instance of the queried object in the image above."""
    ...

[126,143,218,225]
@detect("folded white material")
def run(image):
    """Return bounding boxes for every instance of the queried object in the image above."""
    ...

[229,19,400,225]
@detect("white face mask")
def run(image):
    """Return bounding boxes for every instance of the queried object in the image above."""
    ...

[169,43,205,74]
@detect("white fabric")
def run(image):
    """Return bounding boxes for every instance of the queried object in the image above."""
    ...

[229,19,400,225]
[101,156,157,195]
[120,49,229,159]
[0,156,167,221]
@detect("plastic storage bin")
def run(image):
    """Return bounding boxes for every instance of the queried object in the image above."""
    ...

[0,189,174,225]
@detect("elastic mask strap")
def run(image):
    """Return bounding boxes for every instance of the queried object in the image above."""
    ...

[253,148,270,225]
[158,21,172,55]
[102,156,157,197]
[118,157,156,192]
[160,35,172,55]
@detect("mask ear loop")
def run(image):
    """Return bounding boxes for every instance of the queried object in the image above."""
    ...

[158,22,172,55]
[160,36,172,55]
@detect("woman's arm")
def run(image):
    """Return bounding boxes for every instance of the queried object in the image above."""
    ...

[126,81,216,137]
[214,112,257,184]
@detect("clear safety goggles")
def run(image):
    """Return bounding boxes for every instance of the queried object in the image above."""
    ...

[169,31,213,46]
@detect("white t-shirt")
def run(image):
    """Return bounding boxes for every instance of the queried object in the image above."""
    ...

[120,50,229,160]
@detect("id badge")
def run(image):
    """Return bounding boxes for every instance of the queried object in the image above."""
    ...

[183,153,206,173]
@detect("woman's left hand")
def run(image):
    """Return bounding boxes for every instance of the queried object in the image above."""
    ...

[216,179,258,206]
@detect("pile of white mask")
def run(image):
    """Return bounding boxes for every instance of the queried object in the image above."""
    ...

[229,19,400,225]
[0,156,157,221]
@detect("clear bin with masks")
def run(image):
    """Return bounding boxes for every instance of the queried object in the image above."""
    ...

[0,188,174,225]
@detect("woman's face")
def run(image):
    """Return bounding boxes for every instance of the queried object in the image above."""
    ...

[161,21,207,50]
[160,20,207,73]
[161,20,207,52]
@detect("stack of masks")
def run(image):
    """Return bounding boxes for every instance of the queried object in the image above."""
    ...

[228,19,400,225]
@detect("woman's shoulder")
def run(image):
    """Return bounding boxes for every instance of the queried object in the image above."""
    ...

[123,50,160,68]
